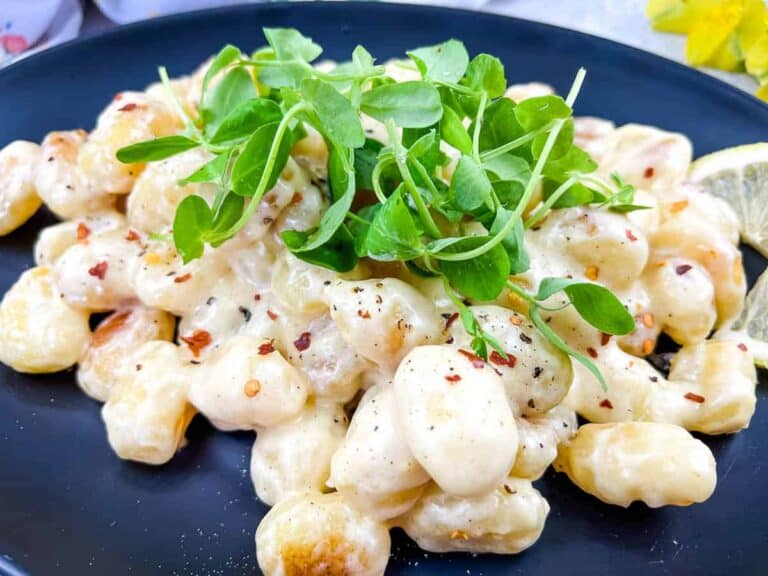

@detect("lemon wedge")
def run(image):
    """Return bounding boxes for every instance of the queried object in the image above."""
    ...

[689,143,768,257]
[729,267,768,368]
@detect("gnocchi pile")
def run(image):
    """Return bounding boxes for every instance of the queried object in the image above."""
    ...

[0,45,763,575]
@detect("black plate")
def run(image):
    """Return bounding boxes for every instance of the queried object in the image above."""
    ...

[1,3,766,575]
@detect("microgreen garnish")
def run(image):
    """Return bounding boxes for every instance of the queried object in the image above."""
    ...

[117,30,642,385]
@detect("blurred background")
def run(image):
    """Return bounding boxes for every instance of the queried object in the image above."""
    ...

[0,0,764,97]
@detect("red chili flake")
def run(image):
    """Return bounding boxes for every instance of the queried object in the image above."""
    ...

[490,350,517,368]
[180,330,212,358]
[76,222,91,242]
[738,342,748,352]
[174,273,192,284]
[266,310,279,321]
[258,341,275,355]
[88,261,108,280]
[293,331,312,352]
[625,228,638,242]
[675,264,692,276]
[254,293,261,301]
[644,166,655,179]
[113,93,123,101]
[290,192,303,205]
[357,309,371,319]
[599,399,614,409]
[587,347,598,358]
[445,374,462,383]
[457,348,485,369]
[118,102,138,112]
[125,229,140,242]
[444,312,459,330]
[600,333,611,346]
[684,392,706,404]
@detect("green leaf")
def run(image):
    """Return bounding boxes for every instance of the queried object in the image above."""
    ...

[535,277,635,335]
[530,305,606,390]
[440,105,472,154]
[407,39,469,84]
[490,207,529,274]
[483,153,530,183]
[532,117,574,159]
[231,122,291,197]
[201,67,257,135]
[541,178,596,209]
[352,45,375,70]
[451,155,493,212]
[360,81,443,128]
[263,28,322,62]
[282,225,358,272]
[439,237,510,301]
[208,98,282,145]
[353,139,384,192]
[364,186,424,261]
[404,127,440,174]
[492,180,525,209]
[179,153,229,185]
[209,193,245,246]
[543,145,597,179]
[258,62,312,89]
[464,54,506,98]
[476,98,524,152]
[289,148,356,252]
[201,45,242,102]
[301,79,365,148]
[514,95,571,131]
[116,135,199,164]
[173,195,213,263]
[349,204,380,257]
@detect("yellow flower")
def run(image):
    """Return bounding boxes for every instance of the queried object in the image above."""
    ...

[647,0,724,33]
[685,0,745,67]
[736,0,768,54]
[746,31,768,80]
[756,83,768,101]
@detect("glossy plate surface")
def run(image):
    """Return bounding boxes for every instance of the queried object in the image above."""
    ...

[0,3,766,575]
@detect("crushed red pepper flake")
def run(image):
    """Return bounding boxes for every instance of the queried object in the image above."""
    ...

[88,261,108,280]
[357,309,371,319]
[180,330,212,358]
[118,102,138,112]
[625,228,638,242]
[254,293,261,301]
[675,264,693,276]
[642,339,655,355]
[293,331,312,352]
[684,392,706,403]
[174,273,192,284]
[510,315,523,326]
[125,229,141,242]
[599,399,614,409]
[490,350,517,368]
[644,166,655,179]
[457,348,485,368]
[445,374,462,383]
[290,192,303,205]
[266,309,279,321]
[76,222,91,242]
[258,341,275,355]
[244,379,261,398]
[444,312,459,330]
[600,333,611,346]
[587,347,598,359]
[738,342,748,352]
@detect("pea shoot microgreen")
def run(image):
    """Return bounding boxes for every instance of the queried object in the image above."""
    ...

[117,28,641,385]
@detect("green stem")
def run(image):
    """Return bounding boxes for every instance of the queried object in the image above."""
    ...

[346,212,370,225]
[432,68,587,262]
[472,91,488,163]
[505,280,536,304]
[434,79,477,96]
[479,127,545,161]
[371,158,391,204]
[524,175,578,229]
[385,119,442,238]
[159,66,199,138]
[209,101,309,241]
[408,157,441,200]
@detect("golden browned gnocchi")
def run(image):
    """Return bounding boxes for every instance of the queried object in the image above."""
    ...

[397,476,549,554]
[250,403,347,506]
[0,140,42,236]
[255,492,390,576]
[78,305,176,402]
[102,341,196,465]
[554,422,717,508]
[0,267,91,373]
